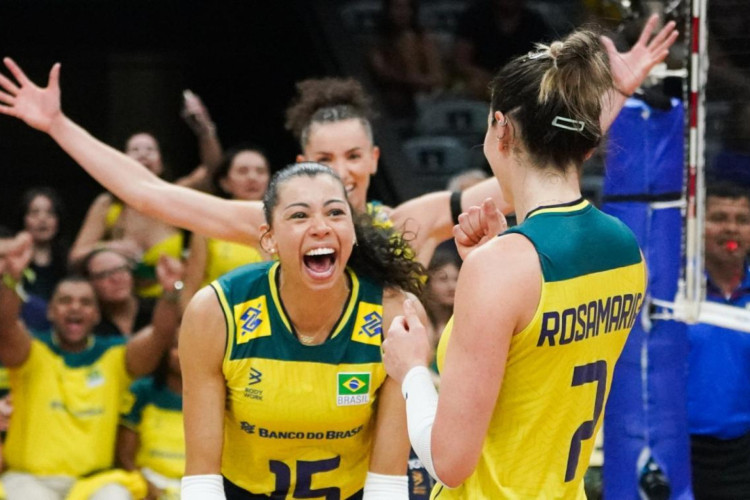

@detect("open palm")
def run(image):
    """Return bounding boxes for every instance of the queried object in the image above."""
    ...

[0,58,62,133]
[603,14,679,97]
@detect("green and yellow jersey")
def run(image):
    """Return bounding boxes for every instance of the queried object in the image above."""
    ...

[212,261,386,498]
[434,199,646,499]
[121,377,184,480]
[5,332,131,477]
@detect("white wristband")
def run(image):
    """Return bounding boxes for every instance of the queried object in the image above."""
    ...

[401,366,443,484]
[181,474,225,500]
[362,472,409,499]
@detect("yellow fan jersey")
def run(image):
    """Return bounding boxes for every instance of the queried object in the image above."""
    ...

[5,333,131,477]
[212,261,387,498]
[202,237,264,287]
[434,199,646,499]
[120,377,184,480]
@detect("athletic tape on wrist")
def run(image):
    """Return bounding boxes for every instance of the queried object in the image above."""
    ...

[401,366,443,484]
[363,472,409,500]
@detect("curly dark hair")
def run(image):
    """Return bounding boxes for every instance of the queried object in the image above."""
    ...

[263,162,424,296]
[284,78,376,149]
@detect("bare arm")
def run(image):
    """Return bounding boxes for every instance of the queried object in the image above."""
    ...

[180,235,209,313]
[389,177,510,263]
[182,90,223,179]
[0,233,33,368]
[429,236,539,485]
[0,58,264,247]
[115,424,139,471]
[180,286,226,475]
[368,290,425,475]
[382,235,540,486]
[125,256,183,377]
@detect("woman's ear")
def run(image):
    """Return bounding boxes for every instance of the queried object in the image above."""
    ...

[295,154,306,163]
[259,224,276,254]
[370,146,380,175]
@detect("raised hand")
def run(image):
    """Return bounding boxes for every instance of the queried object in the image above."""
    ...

[0,58,62,133]
[602,14,679,97]
[0,232,33,281]
[382,298,432,384]
[156,254,185,292]
[453,198,507,261]
[181,89,216,137]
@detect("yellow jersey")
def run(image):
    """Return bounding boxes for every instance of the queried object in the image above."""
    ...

[212,261,387,498]
[5,333,131,476]
[202,237,264,287]
[434,199,646,499]
[120,377,184,480]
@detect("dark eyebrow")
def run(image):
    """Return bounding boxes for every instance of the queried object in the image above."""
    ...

[283,202,310,210]
[325,199,347,206]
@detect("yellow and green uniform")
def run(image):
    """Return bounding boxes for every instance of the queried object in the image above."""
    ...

[213,261,386,498]
[4,332,131,477]
[202,238,264,287]
[433,199,646,499]
[120,377,184,480]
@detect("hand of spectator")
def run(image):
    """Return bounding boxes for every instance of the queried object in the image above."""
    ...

[0,232,33,281]
[0,58,63,133]
[0,394,12,432]
[453,198,507,261]
[602,14,679,97]
[181,89,216,137]
[156,254,184,292]
[382,298,432,384]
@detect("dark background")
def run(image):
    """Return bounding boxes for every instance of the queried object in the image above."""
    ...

[0,0,330,234]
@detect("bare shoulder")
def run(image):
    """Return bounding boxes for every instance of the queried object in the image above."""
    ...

[457,233,541,335]
[181,286,226,351]
[462,232,539,281]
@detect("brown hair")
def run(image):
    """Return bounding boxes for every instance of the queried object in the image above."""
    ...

[490,29,613,170]
[284,78,375,149]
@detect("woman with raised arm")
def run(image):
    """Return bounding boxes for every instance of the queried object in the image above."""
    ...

[179,144,271,311]
[0,15,674,264]
[380,27,660,497]
[178,162,425,498]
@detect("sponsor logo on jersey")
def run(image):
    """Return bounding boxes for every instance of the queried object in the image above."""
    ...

[244,368,264,400]
[234,296,271,344]
[352,302,383,346]
[337,372,370,406]
[238,422,364,440]
[248,367,262,385]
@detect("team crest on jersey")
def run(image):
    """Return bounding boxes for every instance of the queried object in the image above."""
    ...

[234,296,271,344]
[86,368,105,388]
[351,302,383,346]
[337,372,370,406]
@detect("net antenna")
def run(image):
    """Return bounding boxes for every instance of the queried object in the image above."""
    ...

[649,0,750,333]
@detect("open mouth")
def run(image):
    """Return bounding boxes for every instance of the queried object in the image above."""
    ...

[63,316,86,335]
[303,247,337,278]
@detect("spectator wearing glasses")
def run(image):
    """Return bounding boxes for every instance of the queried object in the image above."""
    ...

[82,248,157,338]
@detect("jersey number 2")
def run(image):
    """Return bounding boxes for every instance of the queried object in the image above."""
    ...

[565,360,607,482]
[270,457,341,499]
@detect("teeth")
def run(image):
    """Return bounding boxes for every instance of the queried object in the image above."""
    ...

[305,248,335,256]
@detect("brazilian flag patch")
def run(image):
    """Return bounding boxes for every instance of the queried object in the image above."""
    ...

[337,372,370,406]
